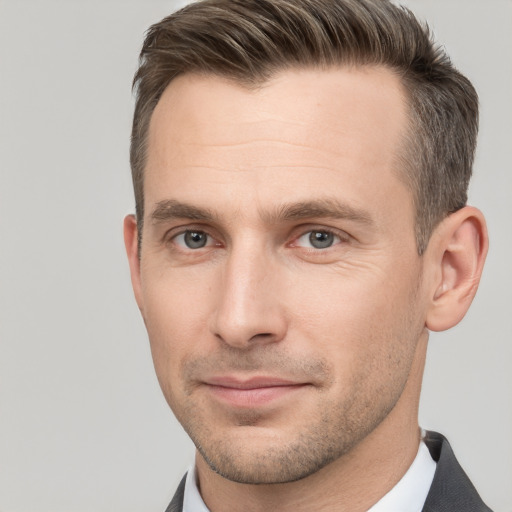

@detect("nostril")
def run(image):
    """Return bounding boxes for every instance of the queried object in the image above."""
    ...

[249,332,275,342]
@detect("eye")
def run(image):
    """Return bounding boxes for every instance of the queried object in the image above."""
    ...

[296,230,341,249]
[174,230,212,249]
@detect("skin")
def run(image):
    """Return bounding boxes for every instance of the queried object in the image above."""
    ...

[124,67,488,512]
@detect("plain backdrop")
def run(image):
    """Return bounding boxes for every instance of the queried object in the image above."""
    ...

[0,1,510,511]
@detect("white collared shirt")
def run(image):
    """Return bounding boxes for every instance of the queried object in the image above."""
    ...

[366,440,436,512]
[183,439,436,512]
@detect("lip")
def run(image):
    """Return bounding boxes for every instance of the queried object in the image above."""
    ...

[203,376,309,408]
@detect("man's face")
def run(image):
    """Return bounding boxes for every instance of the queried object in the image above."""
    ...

[128,68,430,484]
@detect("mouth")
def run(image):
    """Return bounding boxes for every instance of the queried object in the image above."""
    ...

[203,376,310,408]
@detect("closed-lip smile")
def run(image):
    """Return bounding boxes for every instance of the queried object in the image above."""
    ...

[203,375,309,407]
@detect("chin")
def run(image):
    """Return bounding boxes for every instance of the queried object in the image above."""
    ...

[191,423,357,485]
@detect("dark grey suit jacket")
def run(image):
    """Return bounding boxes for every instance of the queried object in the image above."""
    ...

[165,431,492,512]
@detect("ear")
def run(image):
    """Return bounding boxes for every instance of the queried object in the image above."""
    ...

[123,214,144,314]
[425,206,488,332]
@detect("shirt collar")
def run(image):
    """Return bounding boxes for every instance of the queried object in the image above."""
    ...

[367,440,436,512]
[183,463,210,512]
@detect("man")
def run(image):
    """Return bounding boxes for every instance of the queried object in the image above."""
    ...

[123,0,491,510]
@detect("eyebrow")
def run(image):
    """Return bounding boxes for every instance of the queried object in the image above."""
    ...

[150,198,373,226]
[266,199,374,225]
[150,200,217,223]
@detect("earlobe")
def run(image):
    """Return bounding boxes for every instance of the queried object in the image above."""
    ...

[123,214,144,313]
[425,207,488,332]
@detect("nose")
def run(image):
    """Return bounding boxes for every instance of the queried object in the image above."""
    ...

[209,244,287,349]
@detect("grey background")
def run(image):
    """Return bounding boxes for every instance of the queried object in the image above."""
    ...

[0,0,510,511]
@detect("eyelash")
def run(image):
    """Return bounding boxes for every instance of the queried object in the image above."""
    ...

[166,225,350,253]
[290,228,348,250]
[172,230,218,249]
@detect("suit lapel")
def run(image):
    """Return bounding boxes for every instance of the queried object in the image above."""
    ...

[422,431,492,512]
[165,474,187,512]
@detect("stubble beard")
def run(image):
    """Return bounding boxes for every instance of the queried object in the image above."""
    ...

[188,400,387,485]
[167,346,414,485]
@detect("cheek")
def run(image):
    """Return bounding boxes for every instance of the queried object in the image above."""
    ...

[288,263,411,331]
[286,263,422,377]
[140,267,215,384]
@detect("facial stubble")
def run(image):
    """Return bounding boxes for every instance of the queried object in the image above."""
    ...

[166,336,418,485]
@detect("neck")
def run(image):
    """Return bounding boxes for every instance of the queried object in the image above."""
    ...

[196,333,428,512]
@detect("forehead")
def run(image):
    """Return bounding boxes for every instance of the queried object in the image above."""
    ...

[149,66,408,155]
[145,67,411,225]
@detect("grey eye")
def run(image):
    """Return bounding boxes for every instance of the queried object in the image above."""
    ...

[308,231,335,249]
[183,231,208,249]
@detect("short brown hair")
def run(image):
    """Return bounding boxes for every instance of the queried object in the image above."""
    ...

[131,0,478,254]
